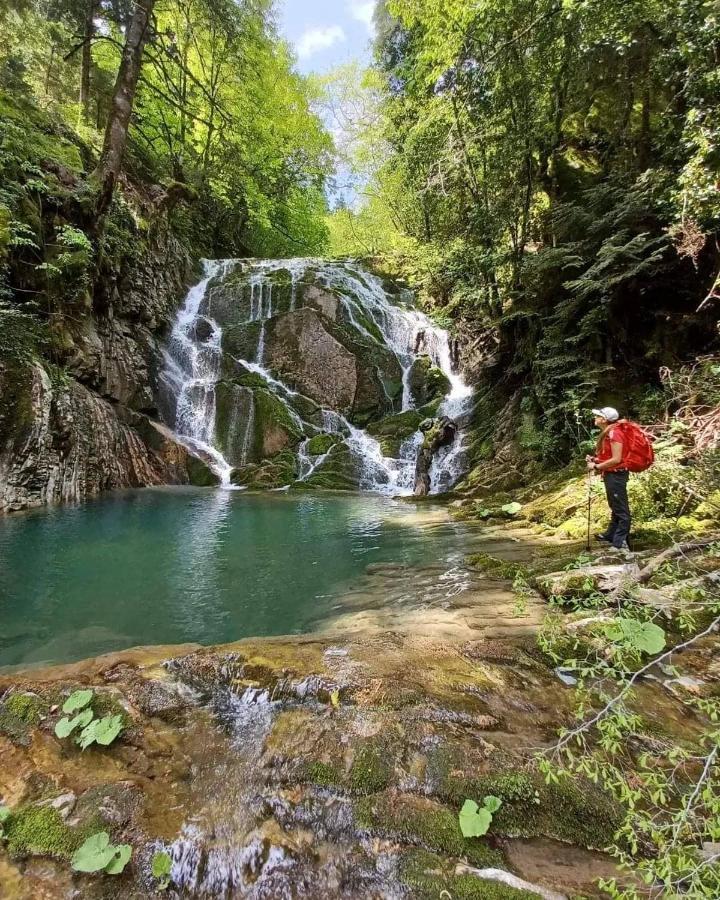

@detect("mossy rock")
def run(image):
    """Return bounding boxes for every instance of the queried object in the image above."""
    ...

[0,692,49,746]
[4,804,85,859]
[399,849,538,900]
[348,743,394,794]
[232,449,298,489]
[431,765,622,850]
[296,441,360,491]
[222,320,264,362]
[366,409,423,457]
[466,553,528,581]
[185,455,221,487]
[407,355,452,407]
[355,793,503,868]
[306,433,340,456]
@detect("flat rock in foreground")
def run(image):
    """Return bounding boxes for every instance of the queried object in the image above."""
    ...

[0,633,625,899]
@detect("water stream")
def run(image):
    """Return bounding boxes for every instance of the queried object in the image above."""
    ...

[0,490,515,669]
[159,259,473,494]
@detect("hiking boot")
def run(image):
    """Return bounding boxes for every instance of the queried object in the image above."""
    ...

[611,542,633,559]
[595,533,613,543]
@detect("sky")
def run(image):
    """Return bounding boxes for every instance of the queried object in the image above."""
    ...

[278,0,376,75]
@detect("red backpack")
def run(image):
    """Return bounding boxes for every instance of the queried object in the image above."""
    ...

[616,420,655,472]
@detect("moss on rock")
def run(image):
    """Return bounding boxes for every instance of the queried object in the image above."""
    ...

[297,441,360,491]
[306,433,340,456]
[399,849,537,900]
[466,553,528,581]
[355,793,504,868]
[348,744,393,794]
[4,804,83,859]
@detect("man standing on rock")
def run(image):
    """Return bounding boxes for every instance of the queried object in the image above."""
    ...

[586,406,632,552]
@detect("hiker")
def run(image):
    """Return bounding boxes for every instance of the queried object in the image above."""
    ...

[586,406,633,551]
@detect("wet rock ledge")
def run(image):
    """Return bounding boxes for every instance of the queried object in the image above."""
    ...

[0,634,624,899]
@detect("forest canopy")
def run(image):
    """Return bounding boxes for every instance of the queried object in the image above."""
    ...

[0,0,333,258]
[321,0,720,458]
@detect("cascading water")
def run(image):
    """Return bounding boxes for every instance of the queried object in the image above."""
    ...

[160,258,473,495]
[160,261,236,484]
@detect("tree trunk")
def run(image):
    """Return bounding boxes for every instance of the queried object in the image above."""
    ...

[79,0,97,125]
[92,0,155,219]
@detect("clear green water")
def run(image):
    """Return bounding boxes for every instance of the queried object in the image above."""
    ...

[0,488,484,668]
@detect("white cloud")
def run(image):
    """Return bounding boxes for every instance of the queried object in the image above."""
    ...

[296,25,347,59]
[348,1,375,34]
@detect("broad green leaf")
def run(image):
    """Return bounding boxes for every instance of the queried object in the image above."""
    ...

[152,849,172,888]
[482,795,503,813]
[71,832,116,872]
[458,799,492,837]
[501,502,522,516]
[62,689,93,714]
[0,806,10,823]
[55,708,94,739]
[105,843,132,875]
[93,715,124,746]
[77,719,100,750]
[606,618,666,656]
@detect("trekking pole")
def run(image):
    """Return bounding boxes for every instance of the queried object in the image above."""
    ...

[586,470,593,553]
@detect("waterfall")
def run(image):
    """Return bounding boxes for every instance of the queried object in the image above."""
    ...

[161,258,473,495]
[159,260,234,484]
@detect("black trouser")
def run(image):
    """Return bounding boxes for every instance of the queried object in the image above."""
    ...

[603,470,631,548]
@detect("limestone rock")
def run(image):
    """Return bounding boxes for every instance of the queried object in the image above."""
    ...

[266,309,358,414]
[535,563,640,600]
[407,355,451,407]
[0,364,215,512]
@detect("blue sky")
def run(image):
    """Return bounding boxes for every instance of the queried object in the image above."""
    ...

[278,0,375,74]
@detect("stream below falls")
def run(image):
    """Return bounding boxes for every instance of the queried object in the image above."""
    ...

[0,490,543,670]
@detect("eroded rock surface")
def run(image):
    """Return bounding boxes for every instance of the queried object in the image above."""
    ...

[0,235,211,513]
[0,630,631,899]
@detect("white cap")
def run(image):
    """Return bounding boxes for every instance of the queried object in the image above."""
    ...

[592,406,620,422]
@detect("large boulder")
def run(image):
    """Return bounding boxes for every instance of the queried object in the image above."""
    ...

[215,382,303,466]
[407,355,451,408]
[265,309,358,414]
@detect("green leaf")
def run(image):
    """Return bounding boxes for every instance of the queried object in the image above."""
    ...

[0,807,10,824]
[76,714,124,749]
[77,719,99,749]
[62,689,93,714]
[501,502,522,516]
[482,794,503,813]
[93,715,124,746]
[55,708,94,738]
[606,618,666,656]
[152,849,172,888]
[71,832,117,872]
[458,799,492,837]
[105,843,132,875]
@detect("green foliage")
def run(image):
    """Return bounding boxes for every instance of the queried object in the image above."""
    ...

[458,795,503,838]
[151,850,172,890]
[605,618,666,656]
[0,805,10,840]
[54,707,93,738]
[62,689,93,713]
[71,832,132,875]
[501,502,522,517]
[54,690,124,749]
[77,715,124,749]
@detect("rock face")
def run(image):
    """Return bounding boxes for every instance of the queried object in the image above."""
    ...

[265,309,358,413]
[0,233,214,513]
[0,633,627,899]
[414,416,458,496]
